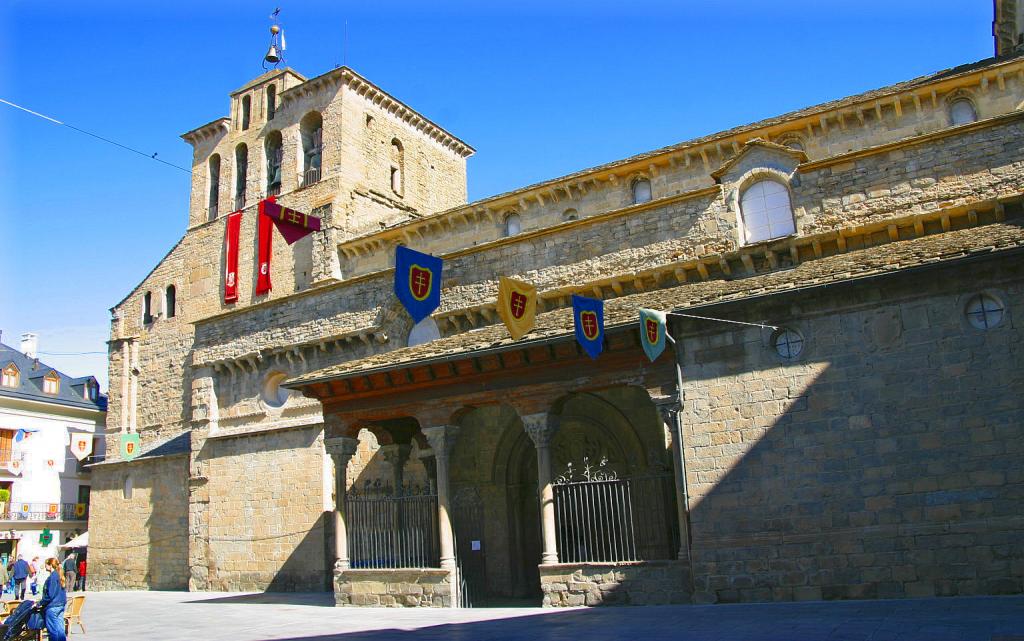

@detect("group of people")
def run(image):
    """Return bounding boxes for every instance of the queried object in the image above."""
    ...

[0,555,71,641]
[1,553,85,598]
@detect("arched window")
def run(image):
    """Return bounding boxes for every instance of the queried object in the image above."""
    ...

[632,178,653,204]
[504,212,521,237]
[1,363,19,388]
[241,95,251,130]
[740,179,796,244]
[300,112,323,187]
[563,208,578,221]
[265,131,283,196]
[390,139,405,196]
[207,154,221,221]
[143,291,153,325]
[234,144,248,210]
[950,99,977,126]
[266,85,277,120]
[43,371,59,395]
[165,285,176,319]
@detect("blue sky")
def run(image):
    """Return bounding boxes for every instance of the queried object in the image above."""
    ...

[0,1,995,390]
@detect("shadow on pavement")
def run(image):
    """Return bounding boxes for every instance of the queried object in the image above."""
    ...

[184,592,335,607]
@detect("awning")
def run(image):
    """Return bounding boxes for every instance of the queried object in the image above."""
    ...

[60,532,87,548]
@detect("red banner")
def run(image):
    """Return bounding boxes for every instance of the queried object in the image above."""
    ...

[256,201,274,295]
[261,199,321,245]
[224,211,242,303]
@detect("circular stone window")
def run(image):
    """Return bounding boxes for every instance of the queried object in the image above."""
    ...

[773,328,804,360]
[965,293,1005,330]
[261,371,291,408]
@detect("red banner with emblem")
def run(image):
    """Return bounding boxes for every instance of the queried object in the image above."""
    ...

[224,211,242,303]
[256,201,274,295]
[261,199,322,245]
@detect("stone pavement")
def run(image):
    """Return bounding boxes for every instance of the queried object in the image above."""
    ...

[63,591,1023,641]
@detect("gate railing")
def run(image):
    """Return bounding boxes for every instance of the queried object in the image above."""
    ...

[345,481,439,569]
[553,458,677,563]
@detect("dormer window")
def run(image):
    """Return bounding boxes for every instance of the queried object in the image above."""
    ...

[43,372,59,395]
[632,178,652,204]
[300,112,323,187]
[266,85,277,120]
[740,179,796,244]
[265,131,283,196]
[83,380,98,401]
[241,95,251,130]
[1,364,19,388]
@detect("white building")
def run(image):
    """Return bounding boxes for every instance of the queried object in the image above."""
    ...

[0,332,106,564]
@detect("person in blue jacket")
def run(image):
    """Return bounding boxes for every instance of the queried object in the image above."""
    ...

[11,555,29,599]
[34,557,66,641]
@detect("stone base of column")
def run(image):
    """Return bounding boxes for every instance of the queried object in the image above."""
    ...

[334,568,455,608]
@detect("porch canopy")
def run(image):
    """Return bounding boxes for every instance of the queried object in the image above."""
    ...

[60,531,88,548]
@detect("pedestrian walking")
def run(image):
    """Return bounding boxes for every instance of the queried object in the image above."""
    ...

[34,558,66,641]
[11,555,29,599]
[76,558,86,591]
[62,554,77,594]
[29,557,40,596]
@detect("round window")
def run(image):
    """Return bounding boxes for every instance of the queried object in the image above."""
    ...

[965,293,1005,330]
[773,328,804,359]
[261,371,291,408]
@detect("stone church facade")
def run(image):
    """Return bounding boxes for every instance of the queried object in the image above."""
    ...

[90,13,1024,606]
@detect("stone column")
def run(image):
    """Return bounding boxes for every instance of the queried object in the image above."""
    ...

[379,444,412,492]
[325,436,359,570]
[187,367,218,591]
[422,426,459,571]
[657,400,691,562]
[522,413,561,565]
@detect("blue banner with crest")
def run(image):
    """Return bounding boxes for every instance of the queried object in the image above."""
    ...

[572,294,605,359]
[395,246,443,324]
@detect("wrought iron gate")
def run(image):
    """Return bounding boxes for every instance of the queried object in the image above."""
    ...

[346,480,439,568]
[553,457,677,563]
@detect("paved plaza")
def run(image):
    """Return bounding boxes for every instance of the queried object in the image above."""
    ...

[54,591,1024,641]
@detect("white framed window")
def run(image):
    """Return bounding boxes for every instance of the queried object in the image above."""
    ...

[43,371,59,394]
[965,293,1005,330]
[740,180,796,244]
[504,213,521,237]
[949,99,977,126]
[632,178,652,204]
[1,364,19,388]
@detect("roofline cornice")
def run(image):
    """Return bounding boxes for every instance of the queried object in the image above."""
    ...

[278,66,475,157]
[180,118,230,145]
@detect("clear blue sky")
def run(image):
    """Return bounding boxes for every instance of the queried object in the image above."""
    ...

[0,1,994,390]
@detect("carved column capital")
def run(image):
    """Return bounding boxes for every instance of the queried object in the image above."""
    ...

[324,414,358,440]
[325,436,359,466]
[379,443,412,468]
[522,412,560,449]
[422,425,459,461]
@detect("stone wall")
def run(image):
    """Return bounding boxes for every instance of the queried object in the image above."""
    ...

[335,568,454,607]
[540,561,691,607]
[88,455,189,591]
[202,424,330,591]
[678,259,1024,603]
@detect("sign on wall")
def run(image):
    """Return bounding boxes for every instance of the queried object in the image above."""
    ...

[120,433,141,461]
[69,434,93,461]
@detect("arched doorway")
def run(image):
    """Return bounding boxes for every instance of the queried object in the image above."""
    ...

[504,430,541,601]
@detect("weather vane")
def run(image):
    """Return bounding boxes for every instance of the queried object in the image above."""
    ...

[263,7,287,69]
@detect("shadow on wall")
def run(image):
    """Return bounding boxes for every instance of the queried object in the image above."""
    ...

[680,275,1024,603]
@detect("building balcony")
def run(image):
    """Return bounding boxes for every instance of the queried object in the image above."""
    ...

[0,503,88,524]
[301,167,321,188]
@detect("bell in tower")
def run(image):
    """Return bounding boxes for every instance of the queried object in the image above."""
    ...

[263,10,286,69]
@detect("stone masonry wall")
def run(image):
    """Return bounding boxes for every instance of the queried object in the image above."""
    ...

[88,455,190,591]
[335,569,453,607]
[540,561,691,607]
[679,260,1024,603]
[203,424,329,591]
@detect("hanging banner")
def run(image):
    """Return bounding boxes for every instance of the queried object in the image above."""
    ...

[120,433,141,461]
[394,246,443,324]
[6,459,22,476]
[69,434,93,462]
[497,277,537,340]
[255,200,275,295]
[261,199,322,245]
[572,295,605,359]
[224,210,243,304]
[639,308,668,362]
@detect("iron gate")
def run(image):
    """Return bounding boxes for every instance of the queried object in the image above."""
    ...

[345,480,439,568]
[553,457,677,563]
